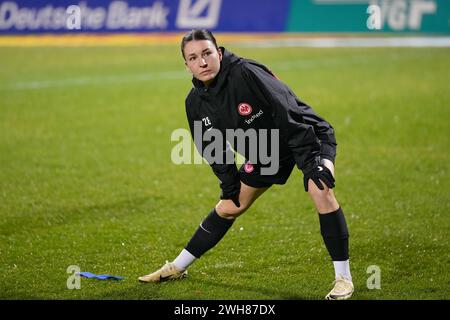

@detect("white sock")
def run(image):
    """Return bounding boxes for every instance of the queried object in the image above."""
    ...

[172,249,197,271]
[333,260,352,281]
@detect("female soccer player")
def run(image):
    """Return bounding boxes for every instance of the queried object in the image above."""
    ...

[138,30,354,300]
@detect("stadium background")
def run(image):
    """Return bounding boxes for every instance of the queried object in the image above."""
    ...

[0,0,449,300]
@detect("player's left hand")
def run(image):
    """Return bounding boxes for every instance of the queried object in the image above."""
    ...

[303,165,335,191]
[220,191,241,208]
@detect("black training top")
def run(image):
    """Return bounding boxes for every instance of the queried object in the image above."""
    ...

[185,47,336,196]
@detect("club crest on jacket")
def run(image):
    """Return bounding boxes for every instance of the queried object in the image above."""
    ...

[237,103,253,116]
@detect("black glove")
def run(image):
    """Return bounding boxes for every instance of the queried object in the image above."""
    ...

[220,190,241,207]
[303,165,335,191]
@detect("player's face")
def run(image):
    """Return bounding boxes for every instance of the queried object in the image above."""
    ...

[184,40,222,86]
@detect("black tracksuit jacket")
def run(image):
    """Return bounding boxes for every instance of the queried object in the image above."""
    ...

[185,47,336,197]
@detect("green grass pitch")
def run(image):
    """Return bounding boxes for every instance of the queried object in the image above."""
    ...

[0,42,449,299]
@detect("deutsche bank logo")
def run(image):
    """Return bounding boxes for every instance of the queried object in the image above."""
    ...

[176,0,222,29]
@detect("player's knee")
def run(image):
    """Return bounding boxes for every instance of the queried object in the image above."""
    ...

[216,201,250,219]
[308,187,336,206]
[308,187,339,213]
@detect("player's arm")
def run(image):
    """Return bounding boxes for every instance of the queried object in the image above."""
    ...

[289,98,336,164]
[242,63,334,191]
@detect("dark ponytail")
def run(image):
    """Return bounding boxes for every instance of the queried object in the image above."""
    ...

[181,29,219,59]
